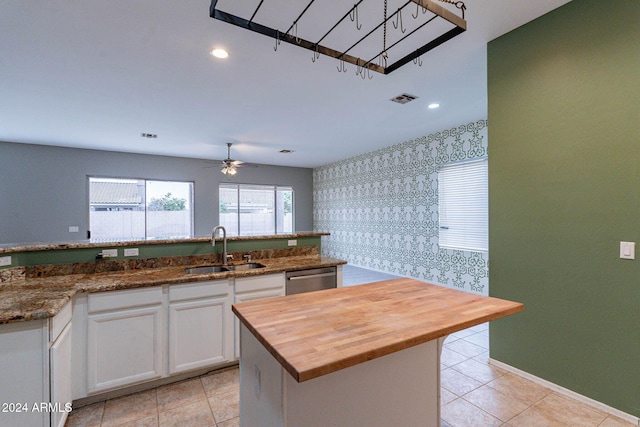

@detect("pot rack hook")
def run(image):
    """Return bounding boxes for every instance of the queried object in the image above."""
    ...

[274,30,281,51]
[292,22,301,43]
[337,57,347,73]
[378,52,388,68]
[392,9,406,33]
[356,63,372,79]
[413,52,423,67]
[311,44,320,62]
[412,1,428,18]
[349,4,362,30]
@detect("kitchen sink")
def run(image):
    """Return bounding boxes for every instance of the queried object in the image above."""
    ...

[225,263,266,271]
[184,265,229,274]
[184,262,266,274]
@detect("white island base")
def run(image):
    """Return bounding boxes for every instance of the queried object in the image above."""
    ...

[239,324,445,427]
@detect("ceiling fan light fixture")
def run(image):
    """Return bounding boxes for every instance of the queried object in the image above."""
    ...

[221,164,237,175]
[220,142,240,175]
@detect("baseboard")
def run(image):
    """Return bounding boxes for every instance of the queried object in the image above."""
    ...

[489,358,639,426]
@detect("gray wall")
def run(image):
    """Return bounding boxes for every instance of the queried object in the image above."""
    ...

[0,141,313,244]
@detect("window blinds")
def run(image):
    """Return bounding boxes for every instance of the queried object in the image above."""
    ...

[438,158,488,252]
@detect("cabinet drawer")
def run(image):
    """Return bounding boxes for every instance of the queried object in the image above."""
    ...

[50,300,72,343]
[169,280,229,302]
[88,287,163,313]
[235,273,285,294]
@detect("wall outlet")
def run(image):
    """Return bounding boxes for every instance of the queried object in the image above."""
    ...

[124,248,139,257]
[68,226,79,233]
[288,239,297,247]
[0,256,11,267]
[101,249,118,258]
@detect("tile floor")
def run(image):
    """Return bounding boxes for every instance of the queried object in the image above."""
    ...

[65,266,636,427]
[65,366,240,427]
[439,324,634,427]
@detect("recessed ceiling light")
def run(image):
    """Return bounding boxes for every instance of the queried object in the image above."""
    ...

[428,103,440,109]
[210,48,229,59]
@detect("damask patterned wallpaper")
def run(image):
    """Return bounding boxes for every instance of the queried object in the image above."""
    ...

[313,119,489,295]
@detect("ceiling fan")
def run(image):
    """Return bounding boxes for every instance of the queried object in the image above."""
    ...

[220,142,244,175]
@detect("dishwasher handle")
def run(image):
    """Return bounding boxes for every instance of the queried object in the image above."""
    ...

[287,272,336,281]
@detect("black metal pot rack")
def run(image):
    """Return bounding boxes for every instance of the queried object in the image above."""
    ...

[209,0,467,76]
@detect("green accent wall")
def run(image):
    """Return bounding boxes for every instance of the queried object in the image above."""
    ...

[488,0,639,417]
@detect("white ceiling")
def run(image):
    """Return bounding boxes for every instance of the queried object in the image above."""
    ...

[0,0,571,168]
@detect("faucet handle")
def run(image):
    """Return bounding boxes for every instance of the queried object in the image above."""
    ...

[226,254,234,261]
[243,254,252,263]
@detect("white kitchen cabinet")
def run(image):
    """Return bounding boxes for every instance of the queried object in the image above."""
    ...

[0,301,73,427]
[86,287,164,394]
[0,320,48,427]
[168,280,233,374]
[234,273,285,359]
[49,302,72,427]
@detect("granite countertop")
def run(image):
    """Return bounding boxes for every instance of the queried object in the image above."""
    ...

[0,232,329,254]
[0,252,346,325]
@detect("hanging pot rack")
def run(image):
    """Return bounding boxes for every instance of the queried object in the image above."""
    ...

[210,0,466,76]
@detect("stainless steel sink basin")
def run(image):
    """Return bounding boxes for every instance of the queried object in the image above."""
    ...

[184,263,266,274]
[225,263,266,271]
[184,265,229,274]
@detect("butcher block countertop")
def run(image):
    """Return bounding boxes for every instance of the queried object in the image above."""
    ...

[233,278,524,383]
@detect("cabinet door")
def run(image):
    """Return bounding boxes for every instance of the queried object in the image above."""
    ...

[87,305,164,393]
[50,322,71,427]
[234,288,284,359]
[168,295,231,374]
[0,321,47,427]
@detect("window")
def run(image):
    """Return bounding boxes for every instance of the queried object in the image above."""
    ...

[89,177,194,241]
[438,158,488,252]
[219,184,293,236]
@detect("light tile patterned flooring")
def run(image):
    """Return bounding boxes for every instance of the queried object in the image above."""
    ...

[440,325,634,427]
[65,367,240,427]
[66,266,635,427]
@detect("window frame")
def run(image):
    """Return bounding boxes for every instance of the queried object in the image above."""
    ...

[219,183,294,236]
[437,158,488,253]
[87,176,194,241]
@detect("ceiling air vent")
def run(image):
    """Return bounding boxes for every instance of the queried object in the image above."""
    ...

[390,93,419,104]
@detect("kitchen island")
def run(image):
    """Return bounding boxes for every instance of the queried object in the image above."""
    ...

[233,278,524,427]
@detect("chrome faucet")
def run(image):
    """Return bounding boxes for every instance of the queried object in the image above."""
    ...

[212,226,232,265]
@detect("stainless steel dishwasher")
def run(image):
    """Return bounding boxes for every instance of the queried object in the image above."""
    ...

[285,266,337,295]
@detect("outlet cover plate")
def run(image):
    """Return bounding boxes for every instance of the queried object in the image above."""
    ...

[620,241,635,260]
[101,249,118,258]
[0,256,11,267]
[124,248,139,257]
